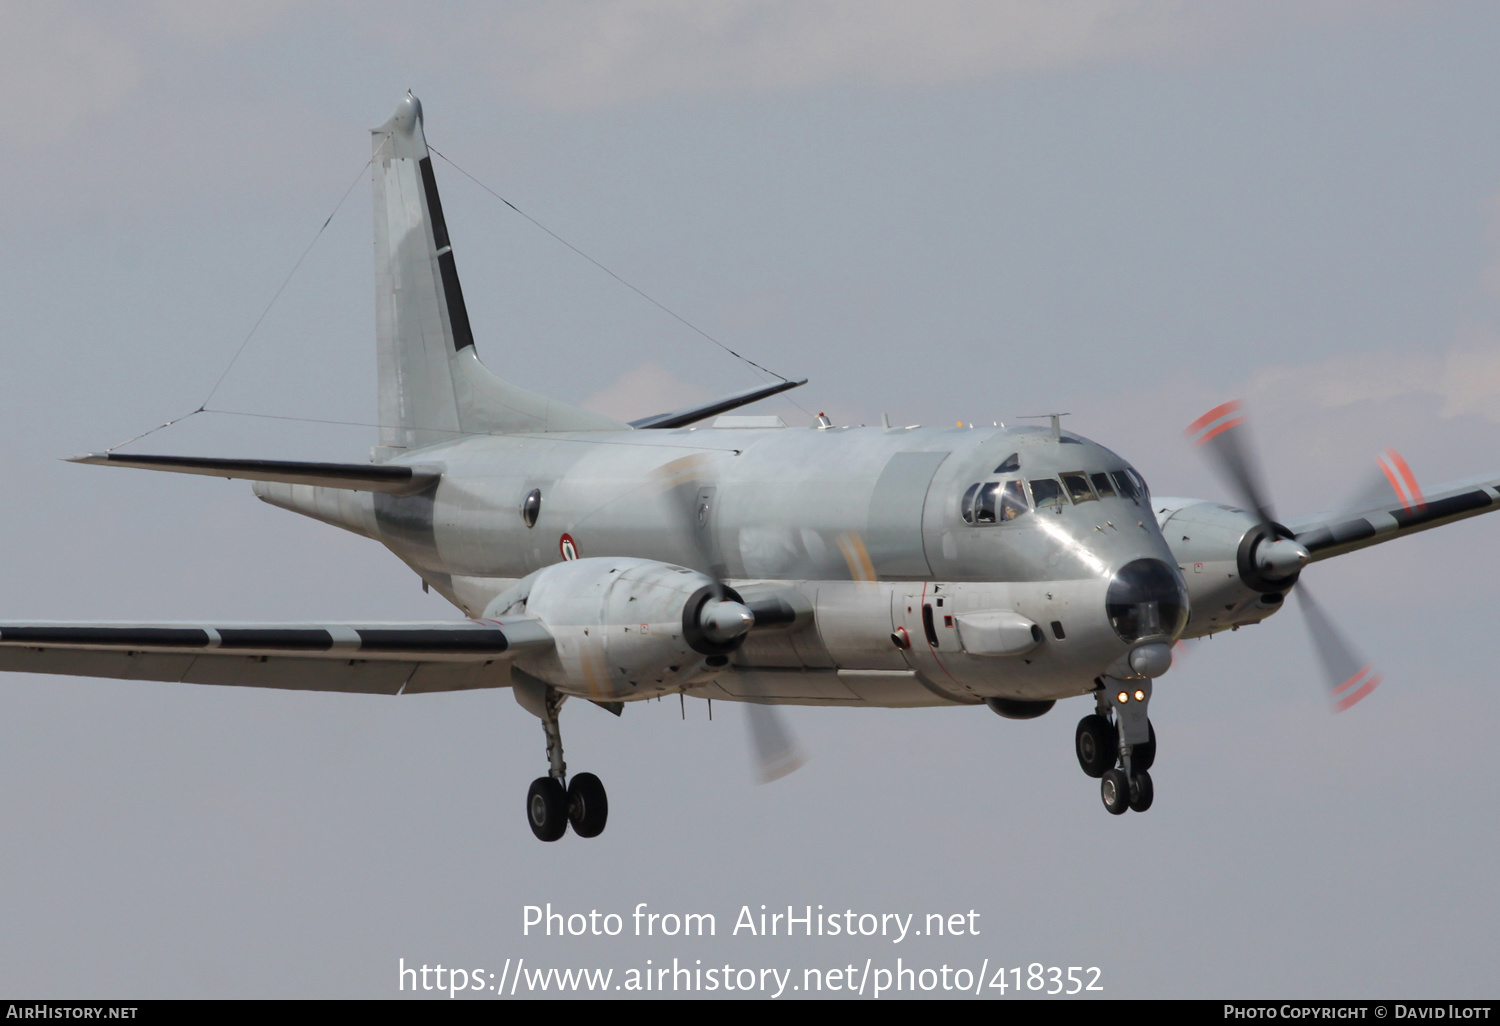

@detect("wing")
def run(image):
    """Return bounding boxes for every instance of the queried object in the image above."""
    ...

[0,619,552,695]
[1286,473,1500,562]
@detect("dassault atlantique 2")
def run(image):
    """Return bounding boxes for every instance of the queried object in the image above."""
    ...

[10,96,1500,840]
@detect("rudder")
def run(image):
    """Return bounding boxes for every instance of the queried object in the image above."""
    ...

[370,94,623,458]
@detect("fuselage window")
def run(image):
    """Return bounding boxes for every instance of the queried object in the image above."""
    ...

[521,488,542,527]
[1061,472,1096,503]
[1110,470,1140,502]
[1090,472,1117,498]
[1029,478,1068,509]
[994,452,1020,474]
[961,482,980,524]
[999,480,1029,521]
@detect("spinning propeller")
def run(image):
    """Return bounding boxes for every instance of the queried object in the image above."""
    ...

[1186,400,1381,711]
[650,456,808,781]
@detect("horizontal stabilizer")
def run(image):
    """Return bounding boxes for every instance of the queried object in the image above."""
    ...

[67,453,441,495]
[0,618,553,695]
[629,378,807,430]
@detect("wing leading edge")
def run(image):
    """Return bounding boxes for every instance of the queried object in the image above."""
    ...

[0,619,552,695]
[1285,473,1500,563]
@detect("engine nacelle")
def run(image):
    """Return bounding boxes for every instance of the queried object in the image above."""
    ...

[485,557,751,700]
[1155,500,1307,635]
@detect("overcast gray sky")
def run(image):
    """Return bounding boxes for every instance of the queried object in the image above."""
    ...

[2,1,1498,998]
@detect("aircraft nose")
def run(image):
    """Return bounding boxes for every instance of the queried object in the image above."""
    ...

[1106,558,1190,643]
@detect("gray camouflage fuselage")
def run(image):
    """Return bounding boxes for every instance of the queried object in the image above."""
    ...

[257,420,1189,707]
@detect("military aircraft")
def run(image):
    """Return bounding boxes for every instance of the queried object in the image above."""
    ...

[8,95,1498,840]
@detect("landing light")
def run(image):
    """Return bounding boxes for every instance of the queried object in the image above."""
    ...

[1117,691,1128,703]
[1134,690,1145,702]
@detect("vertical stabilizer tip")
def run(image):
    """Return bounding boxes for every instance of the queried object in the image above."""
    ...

[388,93,422,136]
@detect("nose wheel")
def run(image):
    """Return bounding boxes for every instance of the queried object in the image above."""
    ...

[1078,680,1156,816]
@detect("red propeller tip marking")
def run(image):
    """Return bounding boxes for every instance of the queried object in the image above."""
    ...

[1333,664,1372,695]
[1334,674,1381,712]
[1185,399,1243,436]
[1194,416,1245,446]
[1378,448,1425,512]
[1185,400,1247,446]
[1332,667,1381,711]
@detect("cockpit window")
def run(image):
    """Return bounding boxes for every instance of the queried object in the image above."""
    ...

[998,480,1028,521]
[1029,478,1067,509]
[1128,468,1150,501]
[1110,470,1140,502]
[962,480,1029,525]
[1061,472,1095,503]
[961,482,980,524]
[994,452,1020,474]
[975,482,1001,524]
[1090,472,1116,498]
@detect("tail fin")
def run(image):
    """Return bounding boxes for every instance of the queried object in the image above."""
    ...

[370,94,624,457]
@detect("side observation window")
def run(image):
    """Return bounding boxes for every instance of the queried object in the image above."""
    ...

[961,483,980,524]
[1110,470,1140,503]
[1029,478,1068,509]
[1061,472,1096,503]
[999,480,1029,521]
[1090,472,1117,498]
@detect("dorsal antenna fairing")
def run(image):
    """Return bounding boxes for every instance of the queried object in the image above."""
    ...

[1018,413,1072,440]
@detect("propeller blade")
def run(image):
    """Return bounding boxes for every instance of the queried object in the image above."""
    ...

[652,455,811,781]
[1185,400,1276,524]
[745,702,807,783]
[1294,584,1381,712]
[1339,448,1424,517]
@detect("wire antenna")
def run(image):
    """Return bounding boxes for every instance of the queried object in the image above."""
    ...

[429,145,793,387]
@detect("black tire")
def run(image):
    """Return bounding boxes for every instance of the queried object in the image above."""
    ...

[567,772,609,839]
[1100,768,1131,815]
[527,777,569,842]
[1128,770,1154,813]
[1133,720,1157,773]
[1075,715,1117,779]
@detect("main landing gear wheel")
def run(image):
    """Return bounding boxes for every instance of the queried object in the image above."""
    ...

[1128,771,1154,813]
[1075,714,1118,778]
[1100,768,1131,815]
[567,772,609,838]
[527,777,568,842]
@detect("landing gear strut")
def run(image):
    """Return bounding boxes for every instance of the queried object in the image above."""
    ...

[514,674,609,841]
[1076,678,1154,816]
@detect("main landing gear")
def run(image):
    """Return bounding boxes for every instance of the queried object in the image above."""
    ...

[1075,678,1155,816]
[515,675,609,841]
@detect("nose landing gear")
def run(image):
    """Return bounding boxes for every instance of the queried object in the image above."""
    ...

[1077,679,1154,816]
